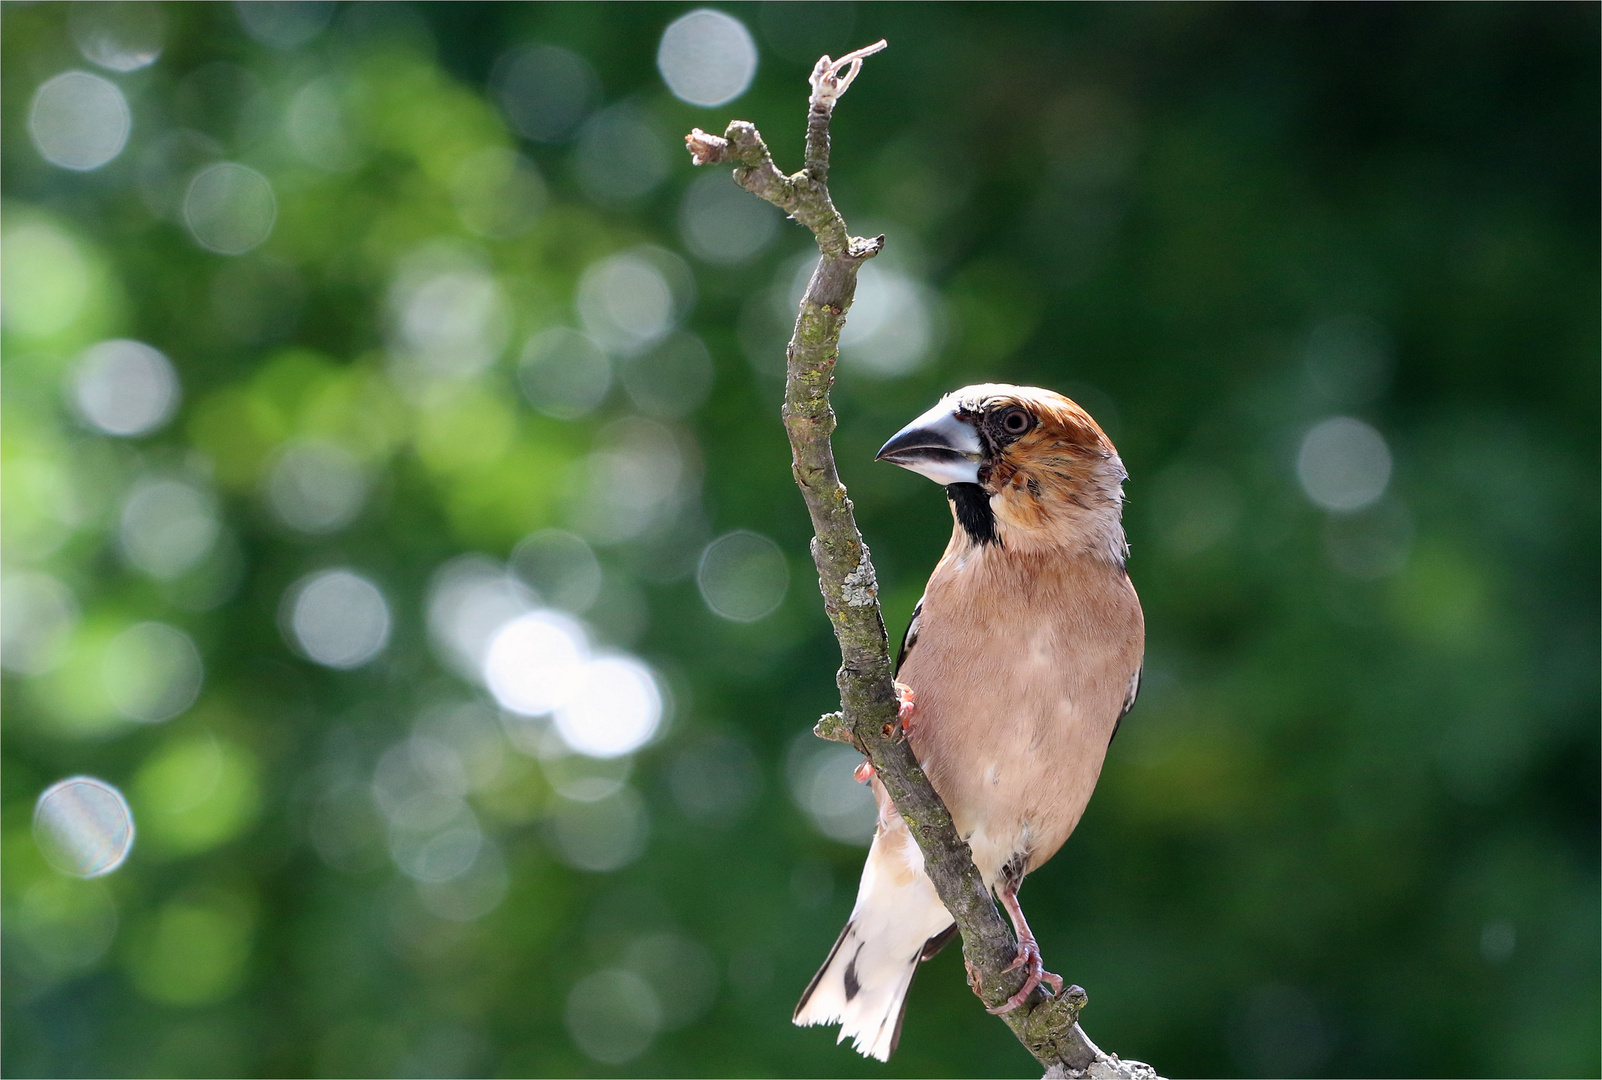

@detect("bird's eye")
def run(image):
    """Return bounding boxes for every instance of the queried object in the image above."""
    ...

[1001,408,1031,436]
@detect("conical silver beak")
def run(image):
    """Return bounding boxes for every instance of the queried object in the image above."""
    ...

[875,400,982,485]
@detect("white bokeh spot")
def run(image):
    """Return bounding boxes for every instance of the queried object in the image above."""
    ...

[29,71,131,171]
[119,477,220,580]
[697,530,788,622]
[388,247,511,382]
[426,556,537,683]
[184,163,277,255]
[266,439,367,534]
[573,105,671,207]
[235,0,335,49]
[576,249,693,356]
[657,10,758,107]
[518,328,612,419]
[34,777,136,878]
[566,967,661,1063]
[1,572,79,676]
[286,568,392,669]
[71,2,166,72]
[1297,416,1393,512]
[788,737,876,845]
[679,169,780,265]
[483,610,590,717]
[72,339,181,437]
[553,654,663,759]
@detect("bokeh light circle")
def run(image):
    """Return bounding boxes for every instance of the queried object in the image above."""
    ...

[837,262,938,377]
[417,841,510,922]
[510,530,603,614]
[566,968,661,1063]
[492,44,599,143]
[426,556,536,683]
[483,611,589,716]
[1,572,79,676]
[548,788,649,873]
[286,569,392,669]
[518,328,612,419]
[573,105,671,207]
[576,250,687,355]
[657,9,758,107]
[119,477,220,580]
[539,752,633,803]
[623,932,720,1029]
[34,777,136,878]
[389,250,511,381]
[680,169,781,265]
[553,655,663,759]
[789,738,877,845]
[103,621,204,723]
[266,439,367,534]
[572,417,697,545]
[697,530,789,622]
[622,332,715,419]
[1297,416,1393,512]
[386,793,483,883]
[184,163,278,255]
[72,339,181,437]
[234,0,335,49]
[286,77,360,172]
[29,70,131,171]
[71,2,166,71]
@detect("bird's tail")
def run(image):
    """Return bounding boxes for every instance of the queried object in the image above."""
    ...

[793,807,954,1061]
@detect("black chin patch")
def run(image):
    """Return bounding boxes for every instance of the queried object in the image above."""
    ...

[947,483,998,546]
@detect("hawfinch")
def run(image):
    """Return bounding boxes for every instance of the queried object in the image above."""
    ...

[794,384,1145,1060]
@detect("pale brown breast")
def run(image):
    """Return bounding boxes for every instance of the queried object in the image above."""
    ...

[897,540,1143,883]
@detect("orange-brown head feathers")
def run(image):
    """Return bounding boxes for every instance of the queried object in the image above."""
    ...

[877,383,1128,561]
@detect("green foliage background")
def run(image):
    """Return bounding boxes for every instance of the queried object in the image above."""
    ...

[3,3,1597,1077]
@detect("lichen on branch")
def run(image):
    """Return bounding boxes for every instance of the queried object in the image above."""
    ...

[685,44,1159,1080]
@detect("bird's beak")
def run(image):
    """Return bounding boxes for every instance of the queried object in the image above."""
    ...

[875,401,983,485]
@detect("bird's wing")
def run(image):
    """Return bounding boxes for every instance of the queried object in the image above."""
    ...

[1108,665,1142,745]
[894,597,924,674]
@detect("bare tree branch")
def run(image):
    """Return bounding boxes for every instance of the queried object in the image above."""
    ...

[686,46,1159,1080]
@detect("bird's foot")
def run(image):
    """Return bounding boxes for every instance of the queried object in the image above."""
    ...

[894,681,916,736]
[985,938,1063,1014]
[853,759,875,783]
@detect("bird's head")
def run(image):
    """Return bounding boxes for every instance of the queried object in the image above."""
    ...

[876,383,1128,560]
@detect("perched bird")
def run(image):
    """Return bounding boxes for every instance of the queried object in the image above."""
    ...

[793,384,1145,1061]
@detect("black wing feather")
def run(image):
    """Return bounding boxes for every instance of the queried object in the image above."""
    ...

[894,597,924,674]
[1108,665,1142,745]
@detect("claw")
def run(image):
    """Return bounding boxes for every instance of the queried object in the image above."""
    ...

[986,937,1061,1014]
[853,759,875,783]
[894,681,917,736]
